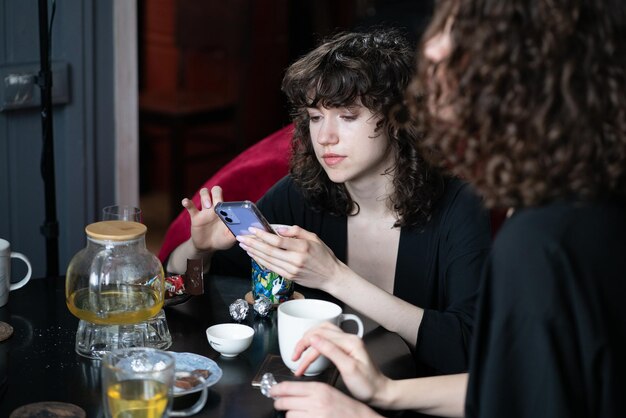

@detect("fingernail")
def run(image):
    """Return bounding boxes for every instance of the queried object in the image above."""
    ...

[248,227,259,234]
[238,242,250,251]
[202,198,211,209]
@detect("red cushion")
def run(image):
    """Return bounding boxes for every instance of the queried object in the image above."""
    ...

[157,124,293,263]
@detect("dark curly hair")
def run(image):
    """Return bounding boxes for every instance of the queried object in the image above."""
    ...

[409,0,626,208]
[282,28,443,228]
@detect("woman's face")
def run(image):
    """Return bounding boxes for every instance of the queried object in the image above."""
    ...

[307,103,394,186]
[423,15,456,123]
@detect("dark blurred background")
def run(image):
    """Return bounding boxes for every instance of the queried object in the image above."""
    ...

[137,0,434,252]
[137,0,434,195]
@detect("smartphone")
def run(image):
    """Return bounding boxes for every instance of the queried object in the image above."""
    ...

[214,201,275,237]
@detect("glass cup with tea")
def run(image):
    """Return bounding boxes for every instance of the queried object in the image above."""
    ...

[101,347,207,417]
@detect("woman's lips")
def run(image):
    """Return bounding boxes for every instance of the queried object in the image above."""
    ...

[322,154,346,167]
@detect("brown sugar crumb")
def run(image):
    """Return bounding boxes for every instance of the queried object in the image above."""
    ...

[175,375,201,389]
[192,369,211,379]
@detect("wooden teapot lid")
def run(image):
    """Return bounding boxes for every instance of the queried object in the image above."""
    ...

[85,220,146,241]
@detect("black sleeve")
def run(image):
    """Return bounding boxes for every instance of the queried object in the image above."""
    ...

[414,182,492,374]
[255,176,303,225]
[209,242,252,278]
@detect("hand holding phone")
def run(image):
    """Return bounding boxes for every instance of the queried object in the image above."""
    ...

[214,201,275,237]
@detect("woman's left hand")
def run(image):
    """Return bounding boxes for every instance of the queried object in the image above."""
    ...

[271,382,383,418]
[236,225,347,294]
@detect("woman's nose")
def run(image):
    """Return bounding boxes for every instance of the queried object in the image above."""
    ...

[423,16,453,64]
[316,119,339,145]
[424,31,451,64]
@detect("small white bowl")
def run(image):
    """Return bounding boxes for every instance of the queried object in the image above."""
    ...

[206,323,254,357]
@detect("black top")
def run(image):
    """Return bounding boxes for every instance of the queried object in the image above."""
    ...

[466,199,626,418]
[213,175,492,375]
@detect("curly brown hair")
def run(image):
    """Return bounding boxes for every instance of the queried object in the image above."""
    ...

[282,29,443,228]
[409,0,626,208]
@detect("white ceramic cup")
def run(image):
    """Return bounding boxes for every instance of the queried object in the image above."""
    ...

[0,239,32,307]
[278,299,364,376]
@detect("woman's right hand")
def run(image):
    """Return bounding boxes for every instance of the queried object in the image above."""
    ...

[182,186,236,252]
[290,323,391,406]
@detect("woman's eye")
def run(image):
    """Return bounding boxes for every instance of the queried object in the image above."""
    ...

[341,115,357,121]
[309,115,321,122]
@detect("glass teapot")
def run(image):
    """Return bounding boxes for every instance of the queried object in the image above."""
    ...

[66,221,164,325]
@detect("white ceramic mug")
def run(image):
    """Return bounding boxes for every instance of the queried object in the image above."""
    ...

[0,239,32,307]
[278,299,364,376]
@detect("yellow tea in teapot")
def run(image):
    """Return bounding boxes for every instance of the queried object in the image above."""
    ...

[66,221,165,326]
[67,284,163,325]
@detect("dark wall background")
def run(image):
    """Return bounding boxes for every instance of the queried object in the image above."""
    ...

[0,0,116,278]
[139,0,434,200]
[288,0,434,58]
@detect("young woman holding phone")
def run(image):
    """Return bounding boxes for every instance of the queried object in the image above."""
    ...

[168,28,492,376]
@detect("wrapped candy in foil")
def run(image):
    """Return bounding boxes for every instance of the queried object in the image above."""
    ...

[253,295,272,317]
[165,275,186,298]
[229,298,249,321]
[260,372,278,398]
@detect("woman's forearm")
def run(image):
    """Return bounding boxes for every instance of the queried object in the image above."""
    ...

[328,266,423,348]
[376,373,468,417]
[166,238,213,274]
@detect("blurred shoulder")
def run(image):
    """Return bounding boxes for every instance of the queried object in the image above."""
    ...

[494,199,626,260]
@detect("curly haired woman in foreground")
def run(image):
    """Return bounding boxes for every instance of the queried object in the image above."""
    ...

[271,0,626,417]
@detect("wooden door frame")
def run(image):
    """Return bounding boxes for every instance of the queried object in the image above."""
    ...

[113,0,138,205]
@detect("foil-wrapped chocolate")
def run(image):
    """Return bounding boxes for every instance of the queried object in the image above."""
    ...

[229,298,249,321]
[165,275,186,297]
[260,372,278,398]
[253,295,272,317]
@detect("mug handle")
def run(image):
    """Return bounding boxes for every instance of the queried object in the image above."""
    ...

[9,252,32,291]
[339,314,364,338]
[169,375,209,417]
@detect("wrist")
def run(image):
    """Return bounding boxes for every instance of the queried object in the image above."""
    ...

[187,238,213,257]
[370,376,395,409]
[167,239,213,275]
[323,261,352,295]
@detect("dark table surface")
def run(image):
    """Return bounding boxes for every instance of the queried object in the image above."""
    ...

[0,276,415,417]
